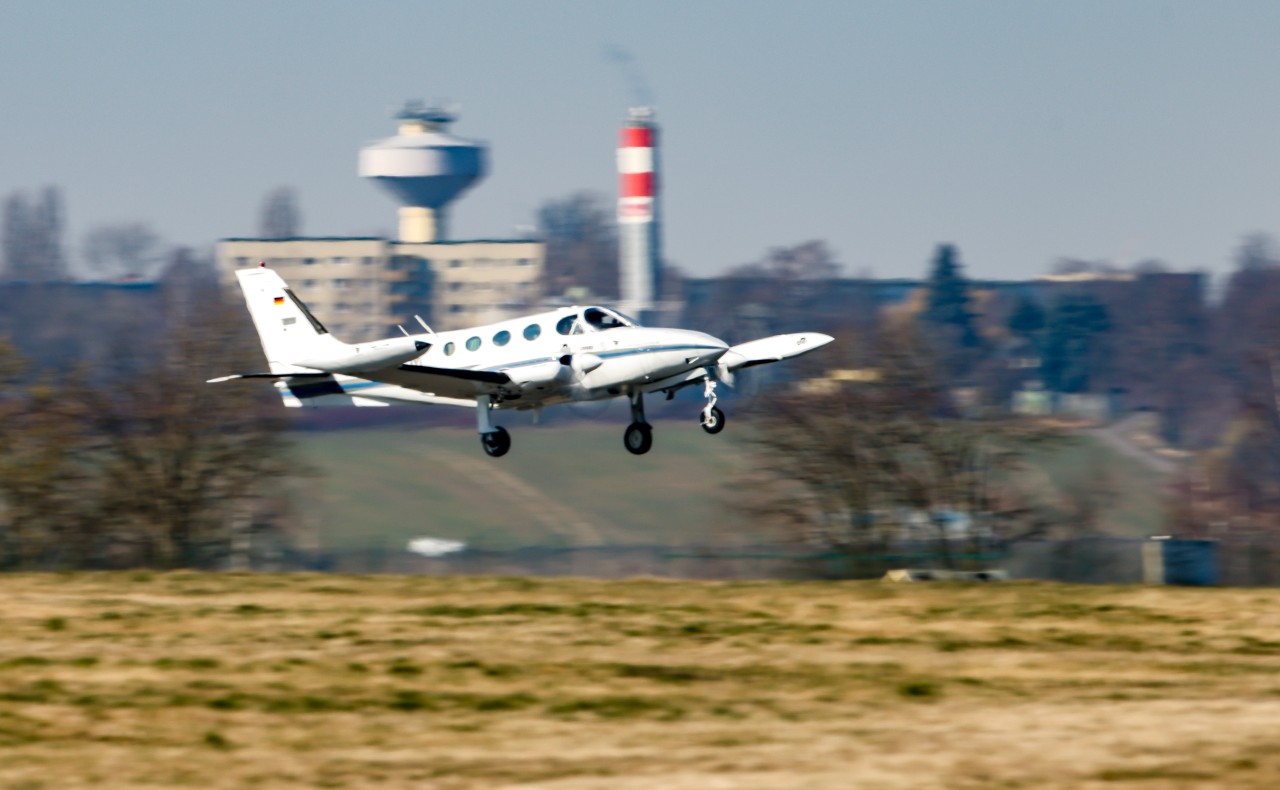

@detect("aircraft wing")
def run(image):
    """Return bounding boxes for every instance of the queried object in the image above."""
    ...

[280,371,489,409]
[719,332,834,371]
[210,364,510,408]
[643,331,834,395]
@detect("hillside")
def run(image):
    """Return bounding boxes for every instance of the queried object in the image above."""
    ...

[289,417,1172,554]
[290,418,746,552]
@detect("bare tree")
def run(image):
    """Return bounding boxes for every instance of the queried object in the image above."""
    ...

[0,338,101,568]
[82,222,164,280]
[83,281,297,568]
[537,191,619,300]
[258,187,301,239]
[694,240,844,342]
[734,326,1060,574]
[728,240,841,281]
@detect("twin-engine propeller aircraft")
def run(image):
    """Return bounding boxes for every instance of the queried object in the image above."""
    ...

[211,265,833,457]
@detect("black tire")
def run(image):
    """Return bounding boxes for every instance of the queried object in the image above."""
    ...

[701,406,726,435]
[481,426,511,457]
[623,422,653,455]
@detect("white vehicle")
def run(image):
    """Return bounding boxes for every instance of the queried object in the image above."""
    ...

[212,265,833,457]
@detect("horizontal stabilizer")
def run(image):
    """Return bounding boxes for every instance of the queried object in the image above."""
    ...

[207,371,330,384]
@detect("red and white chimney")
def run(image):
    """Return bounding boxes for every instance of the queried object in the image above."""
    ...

[617,108,661,314]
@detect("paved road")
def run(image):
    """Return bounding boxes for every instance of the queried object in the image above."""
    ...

[1084,412,1181,476]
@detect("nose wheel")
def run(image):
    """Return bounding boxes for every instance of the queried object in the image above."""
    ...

[701,405,726,434]
[624,422,653,455]
[481,427,511,457]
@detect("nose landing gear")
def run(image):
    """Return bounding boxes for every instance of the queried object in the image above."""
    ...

[700,378,726,434]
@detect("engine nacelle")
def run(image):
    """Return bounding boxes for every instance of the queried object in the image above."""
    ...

[505,360,571,391]
[572,353,603,374]
[295,337,428,374]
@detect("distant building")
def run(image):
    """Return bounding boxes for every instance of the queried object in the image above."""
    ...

[217,103,543,338]
[217,237,543,337]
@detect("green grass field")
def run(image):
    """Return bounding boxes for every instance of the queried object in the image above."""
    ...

[1,573,1278,788]
[291,418,746,552]
[289,418,1170,554]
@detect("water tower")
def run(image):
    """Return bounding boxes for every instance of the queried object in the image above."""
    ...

[359,102,487,242]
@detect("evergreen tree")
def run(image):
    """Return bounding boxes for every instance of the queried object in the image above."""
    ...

[1041,293,1110,393]
[1007,297,1045,339]
[923,244,979,346]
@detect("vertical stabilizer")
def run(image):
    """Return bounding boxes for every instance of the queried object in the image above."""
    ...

[235,267,348,373]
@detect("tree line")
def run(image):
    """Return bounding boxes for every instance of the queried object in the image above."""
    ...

[0,241,297,569]
[7,179,1280,569]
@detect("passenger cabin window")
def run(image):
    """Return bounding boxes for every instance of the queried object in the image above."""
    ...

[523,323,541,341]
[493,330,511,347]
[555,315,577,336]
[443,342,456,356]
[465,336,481,352]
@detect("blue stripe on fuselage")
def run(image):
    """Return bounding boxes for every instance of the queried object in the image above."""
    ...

[328,344,722,394]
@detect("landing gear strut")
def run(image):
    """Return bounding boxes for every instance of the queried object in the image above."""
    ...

[624,391,653,455]
[700,378,726,435]
[476,395,511,457]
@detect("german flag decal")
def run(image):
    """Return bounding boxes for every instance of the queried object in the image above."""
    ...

[273,296,285,305]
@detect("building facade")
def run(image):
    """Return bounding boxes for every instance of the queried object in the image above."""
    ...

[217,237,543,339]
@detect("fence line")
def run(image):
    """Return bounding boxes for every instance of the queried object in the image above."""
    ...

[257,535,1280,586]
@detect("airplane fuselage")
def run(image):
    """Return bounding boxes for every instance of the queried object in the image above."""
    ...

[307,305,729,410]
[378,306,727,407]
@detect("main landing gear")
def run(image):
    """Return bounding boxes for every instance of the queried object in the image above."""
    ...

[481,427,511,458]
[476,395,511,458]
[474,379,727,458]
[700,378,726,434]
[624,391,653,455]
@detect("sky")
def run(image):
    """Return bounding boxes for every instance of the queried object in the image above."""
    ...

[4,0,1280,281]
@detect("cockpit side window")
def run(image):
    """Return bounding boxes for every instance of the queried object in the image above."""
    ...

[583,307,629,331]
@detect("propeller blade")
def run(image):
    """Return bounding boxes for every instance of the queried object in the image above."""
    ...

[716,362,735,387]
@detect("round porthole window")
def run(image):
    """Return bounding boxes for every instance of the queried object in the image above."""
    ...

[465,336,481,351]
[494,330,511,346]
[523,323,541,341]
[443,342,456,356]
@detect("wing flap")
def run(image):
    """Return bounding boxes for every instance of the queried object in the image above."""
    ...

[397,363,510,385]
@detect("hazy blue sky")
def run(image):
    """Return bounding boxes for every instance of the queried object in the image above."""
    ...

[4,0,1280,280]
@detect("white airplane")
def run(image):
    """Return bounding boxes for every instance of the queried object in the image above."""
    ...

[211,265,833,457]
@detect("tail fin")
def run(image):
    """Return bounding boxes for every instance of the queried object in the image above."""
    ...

[235,266,347,373]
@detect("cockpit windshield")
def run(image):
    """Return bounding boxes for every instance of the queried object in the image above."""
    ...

[581,306,638,331]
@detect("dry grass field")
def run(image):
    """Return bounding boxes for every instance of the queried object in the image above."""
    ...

[2,573,1280,789]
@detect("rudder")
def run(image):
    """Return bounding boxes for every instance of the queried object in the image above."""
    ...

[235,267,346,373]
